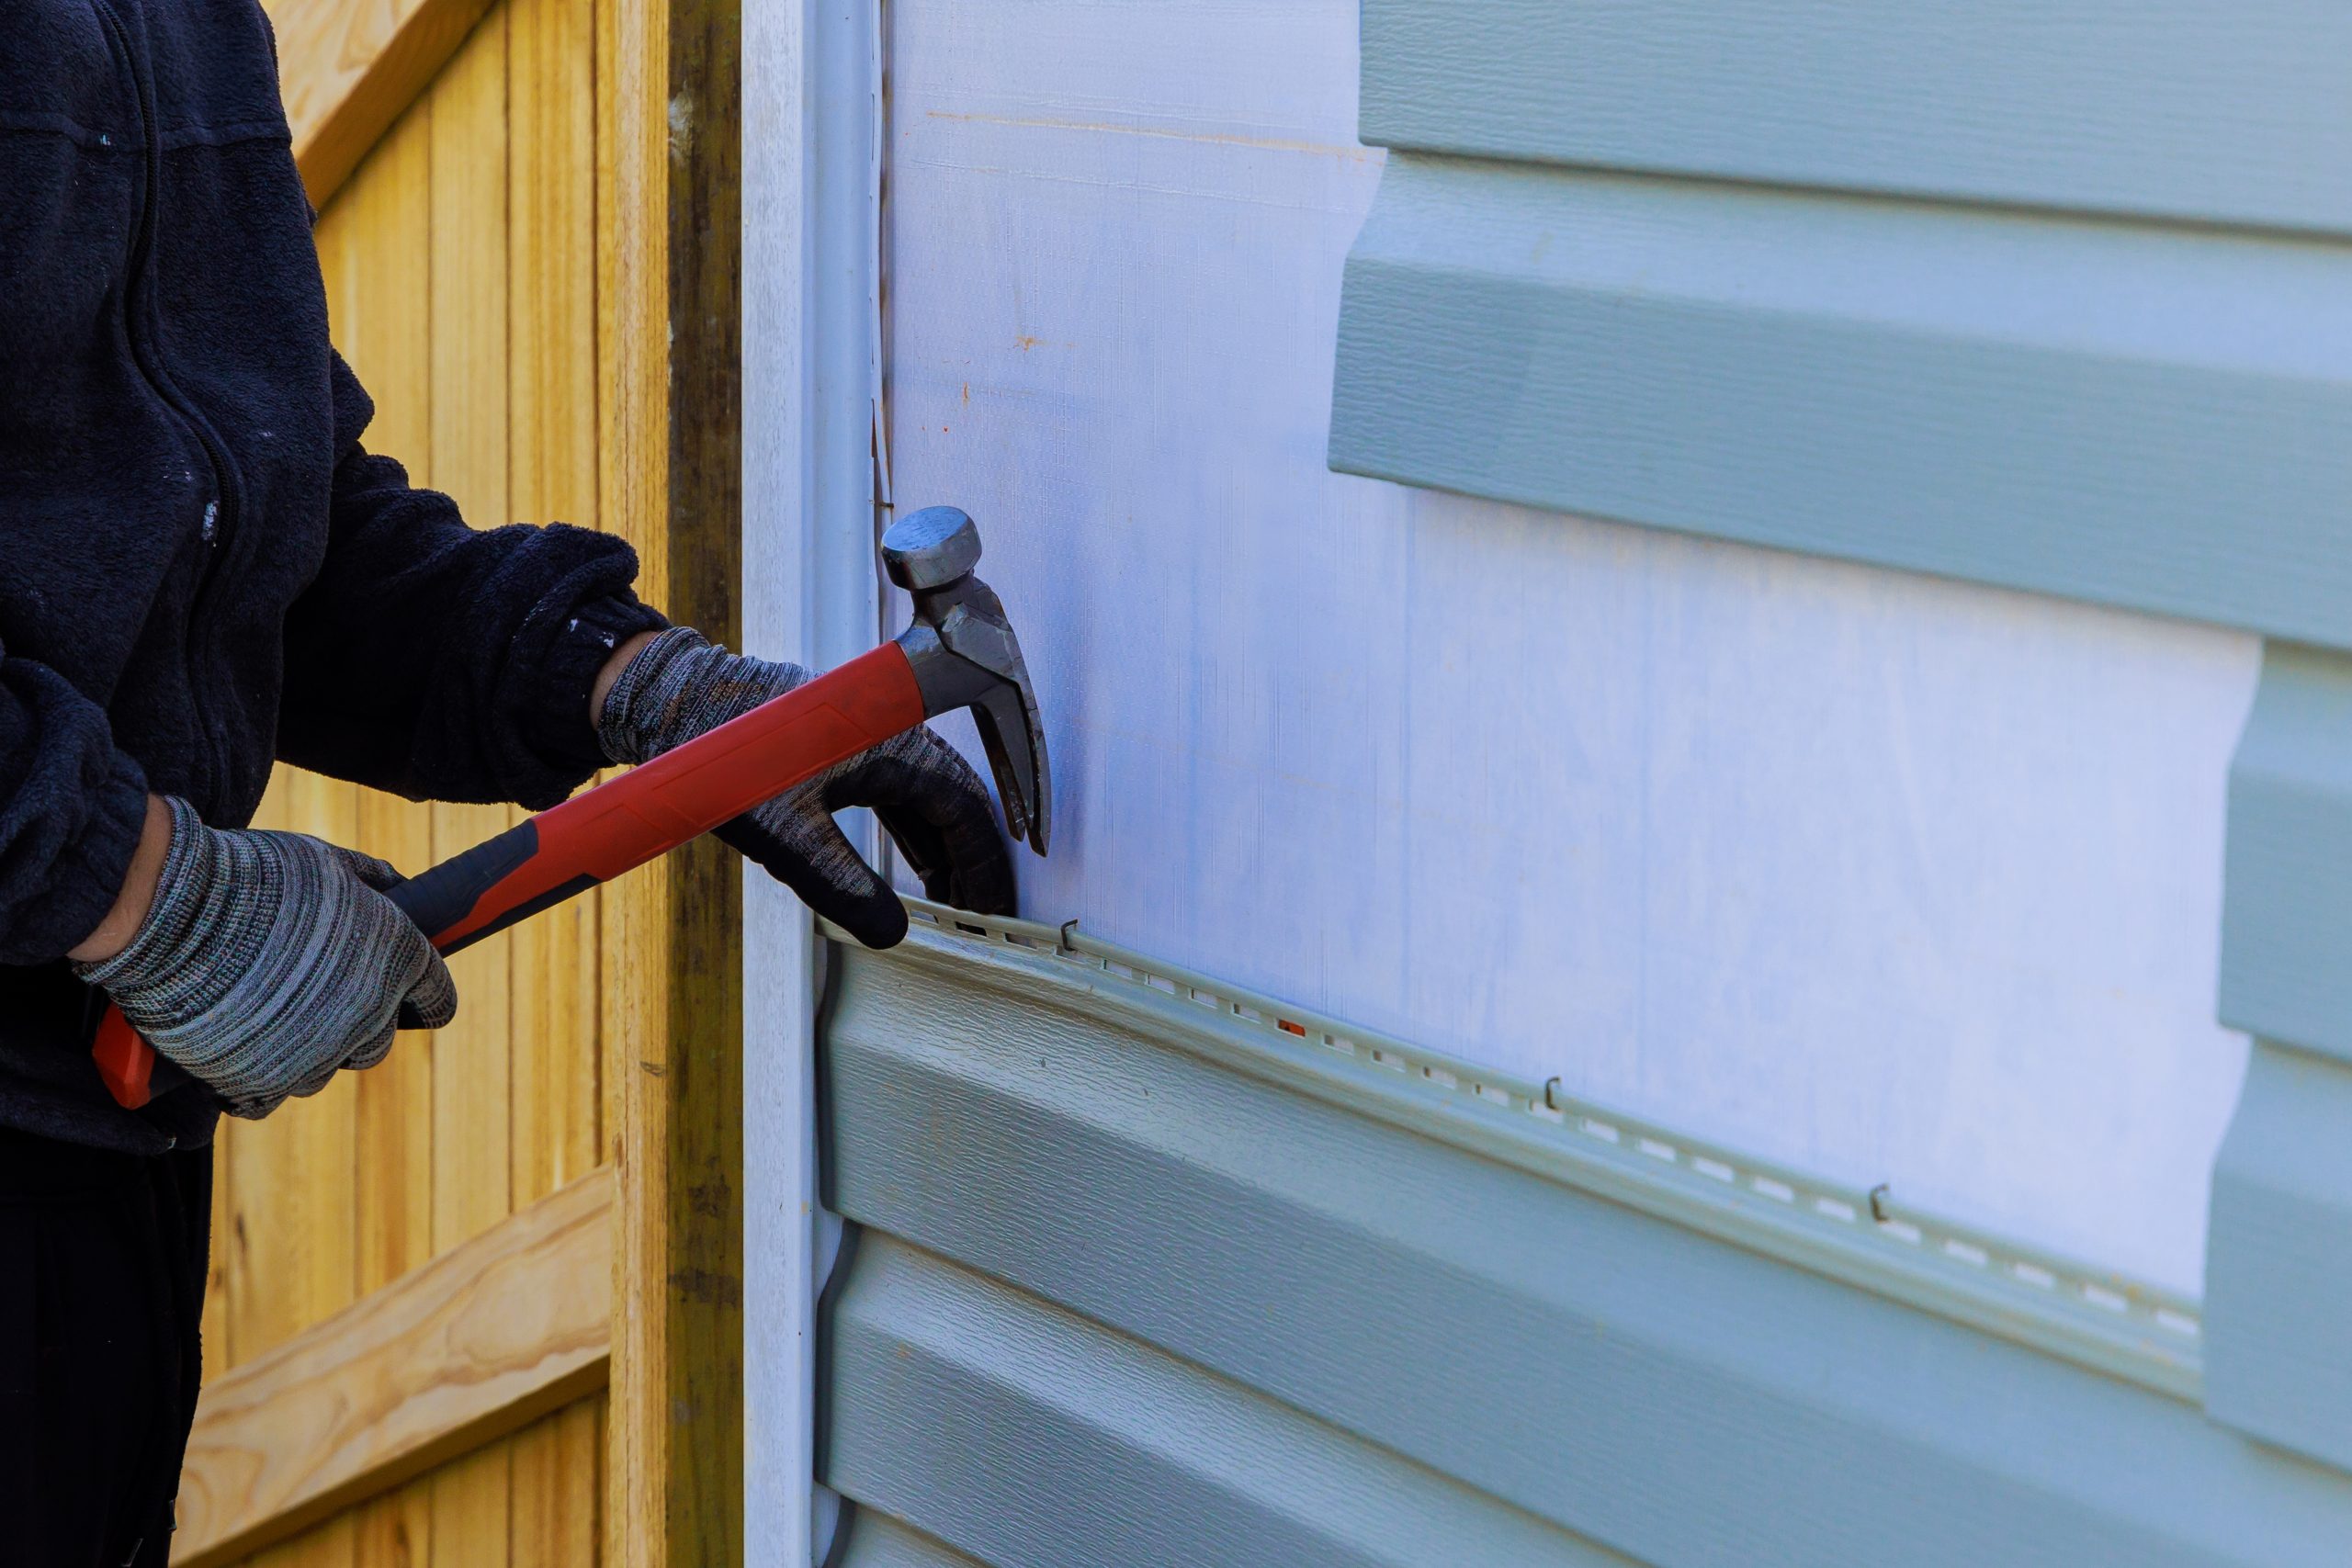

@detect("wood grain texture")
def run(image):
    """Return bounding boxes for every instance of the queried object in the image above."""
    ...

[822,931,2352,1567]
[201,0,729,1559]
[423,28,520,1562]
[264,0,498,208]
[176,1170,615,1568]
[351,1478,434,1568]
[594,0,673,1558]
[322,92,442,1406]
[425,6,517,1264]
[510,1399,604,1566]
[209,10,618,1564]
[1359,0,2352,236]
[2206,1040,2352,1477]
[596,0,745,1561]
[509,0,606,1211]
[220,1404,600,1568]
[1329,155,2352,649]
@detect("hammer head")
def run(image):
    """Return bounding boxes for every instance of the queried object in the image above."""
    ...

[885,506,1052,855]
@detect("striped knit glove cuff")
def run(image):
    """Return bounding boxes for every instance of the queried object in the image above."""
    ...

[595,626,1015,948]
[72,796,458,1119]
[595,625,813,767]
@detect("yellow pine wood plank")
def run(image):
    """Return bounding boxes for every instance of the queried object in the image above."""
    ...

[237,1512,355,1568]
[175,1171,611,1567]
[262,0,498,210]
[351,1478,433,1568]
[595,0,673,1552]
[423,27,519,1550]
[596,874,626,1175]
[425,8,516,1261]
[323,96,435,484]
[598,0,747,1559]
[508,1398,603,1568]
[425,6,512,539]
[323,101,445,1308]
[508,0,605,1207]
[356,784,440,1299]
[509,818,603,1204]
[431,1440,514,1568]
[424,666,518,1248]
[427,22,518,1539]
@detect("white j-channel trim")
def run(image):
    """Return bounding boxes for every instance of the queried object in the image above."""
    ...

[743,0,887,1562]
[862,901,2205,1403]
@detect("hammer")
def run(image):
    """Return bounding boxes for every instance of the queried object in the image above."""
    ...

[94,505,1051,1110]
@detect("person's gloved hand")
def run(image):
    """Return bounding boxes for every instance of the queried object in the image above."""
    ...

[73,796,458,1118]
[598,626,1014,948]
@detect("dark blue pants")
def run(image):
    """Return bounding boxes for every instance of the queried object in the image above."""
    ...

[0,1127,210,1566]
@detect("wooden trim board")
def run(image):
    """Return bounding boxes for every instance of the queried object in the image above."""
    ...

[173,1167,614,1567]
[598,0,747,1561]
[266,0,498,207]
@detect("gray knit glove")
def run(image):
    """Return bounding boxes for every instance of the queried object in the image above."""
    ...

[73,796,458,1119]
[598,626,1014,948]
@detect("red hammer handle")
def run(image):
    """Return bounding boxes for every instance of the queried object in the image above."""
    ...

[93,641,929,1110]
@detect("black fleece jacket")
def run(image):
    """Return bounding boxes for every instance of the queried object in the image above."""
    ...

[1,0,667,1153]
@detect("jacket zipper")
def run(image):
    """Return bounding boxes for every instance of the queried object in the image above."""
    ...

[92,0,245,805]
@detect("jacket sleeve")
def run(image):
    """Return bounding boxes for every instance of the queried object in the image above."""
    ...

[0,646,150,964]
[277,354,669,808]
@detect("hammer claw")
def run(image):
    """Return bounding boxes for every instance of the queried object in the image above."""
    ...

[883,506,1053,860]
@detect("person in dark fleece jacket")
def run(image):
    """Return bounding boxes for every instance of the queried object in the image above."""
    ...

[2,3,1014,1562]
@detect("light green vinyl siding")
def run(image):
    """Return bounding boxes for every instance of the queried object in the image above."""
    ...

[817,917,2352,1565]
[1330,0,2352,1484]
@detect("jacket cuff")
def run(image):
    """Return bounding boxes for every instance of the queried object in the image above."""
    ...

[8,749,149,965]
[518,590,671,795]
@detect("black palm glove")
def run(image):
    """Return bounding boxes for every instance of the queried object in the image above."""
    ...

[597,626,1015,948]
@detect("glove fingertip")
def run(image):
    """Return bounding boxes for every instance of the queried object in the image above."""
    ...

[836,883,910,950]
[400,950,460,1032]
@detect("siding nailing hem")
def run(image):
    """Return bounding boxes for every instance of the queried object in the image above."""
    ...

[838,899,2206,1403]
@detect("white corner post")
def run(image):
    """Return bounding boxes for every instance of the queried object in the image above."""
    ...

[742,0,885,1561]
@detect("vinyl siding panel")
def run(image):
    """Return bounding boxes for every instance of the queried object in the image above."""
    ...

[835,1513,985,1568]
[1361,1,2352,235]
[828,1236,1619,1567]
[2209,645,2352,1470]
[2207,1041,2352,1475]
[1334,0,2352,1507]
[817,919,2352,1568]
[1329,156,2352,649]
[2220,643,2352,1062]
